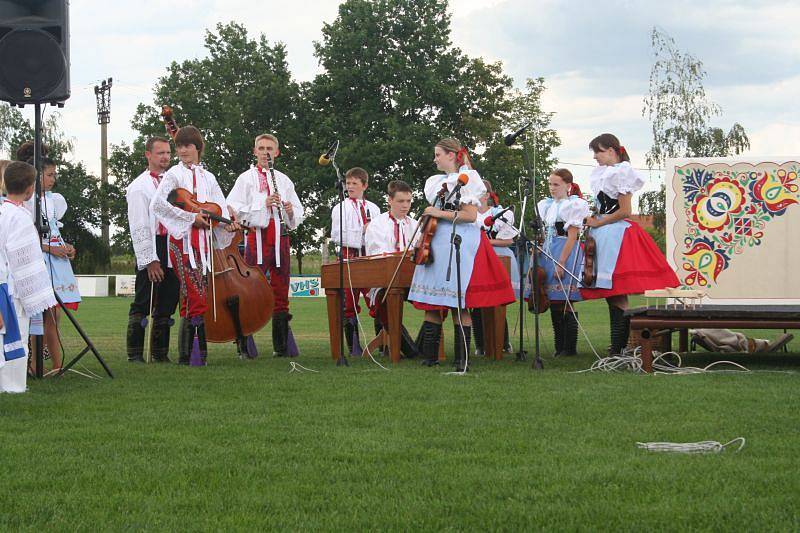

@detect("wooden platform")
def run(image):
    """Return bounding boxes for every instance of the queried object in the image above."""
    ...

[626,305,800,372]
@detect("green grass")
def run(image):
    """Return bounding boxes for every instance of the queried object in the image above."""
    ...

[2,297,799,531]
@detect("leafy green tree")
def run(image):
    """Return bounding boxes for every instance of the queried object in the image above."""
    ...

[0,105,107,272]
[643,27,750,168]
[108,22,308,260]
[307,0,516,234]
[641,27,750,238]
[480,77,560,210]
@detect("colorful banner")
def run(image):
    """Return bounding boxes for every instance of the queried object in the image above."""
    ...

[289,276,323,297]
[666,158,800,302]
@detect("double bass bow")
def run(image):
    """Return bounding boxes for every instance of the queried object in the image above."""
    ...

[159,105,274,353]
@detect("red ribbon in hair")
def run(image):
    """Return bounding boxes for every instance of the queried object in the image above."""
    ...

[489,191,500,206]
[569,183,582,197]
[618,145,626,154]
[456,147,469,165]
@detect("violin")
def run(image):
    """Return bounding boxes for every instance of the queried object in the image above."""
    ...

[527,250,551,314]
[581,209,598,287]
[411,184,447,266]
[166,188,247,229]
[159,105,272,352]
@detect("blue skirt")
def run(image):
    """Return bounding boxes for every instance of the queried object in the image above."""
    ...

[541,236,583,301]
[493,245,521,298]
[587,219,628,290]
[44,253,82,305]
[408,220,480,309]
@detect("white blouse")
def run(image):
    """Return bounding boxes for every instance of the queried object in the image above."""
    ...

[476,207,517,240]
[537,196,591,230]
[423,166,485,208]
[588,161,645,199]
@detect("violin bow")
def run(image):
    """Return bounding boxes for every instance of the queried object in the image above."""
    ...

[380,184,448,304]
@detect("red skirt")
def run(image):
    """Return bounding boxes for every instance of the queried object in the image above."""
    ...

[413,233,516,311]
[580,221,679,300]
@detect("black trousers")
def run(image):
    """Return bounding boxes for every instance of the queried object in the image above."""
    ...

[129,235,180,318]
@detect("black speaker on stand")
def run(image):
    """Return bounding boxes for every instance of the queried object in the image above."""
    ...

[0,1,111,379]
[0,0,70,106]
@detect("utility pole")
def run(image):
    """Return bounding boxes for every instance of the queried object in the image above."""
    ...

[94,78,112,248]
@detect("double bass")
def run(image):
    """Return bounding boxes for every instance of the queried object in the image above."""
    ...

[159,106,274,354]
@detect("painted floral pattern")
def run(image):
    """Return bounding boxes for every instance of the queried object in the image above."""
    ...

[678,163,800,287]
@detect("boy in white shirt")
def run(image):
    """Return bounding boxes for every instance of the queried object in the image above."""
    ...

[330,167,380,354]
[227,134,304,357]
[0,162,57,392]
[151,126,236,365]
[364,180,419,358]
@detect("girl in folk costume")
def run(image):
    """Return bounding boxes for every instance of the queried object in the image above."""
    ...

[33,157,81,374]
[151,126,236,366]
[227,134,305,357]
[582,133,679,354]
[0,162,57,392]
[471,179,520,355]
[407,138,515,372]
[125,137,181,363]
[537,169,590,356]
[329,167,381,355]
[364,179,420,358]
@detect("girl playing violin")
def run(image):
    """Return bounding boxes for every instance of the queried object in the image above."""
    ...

[407,138,515,372]
[581,133,679,355]
[151,126,238,365]
[536,169,589,356]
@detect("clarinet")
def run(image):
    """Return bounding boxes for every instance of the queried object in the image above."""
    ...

[265,153,289,236]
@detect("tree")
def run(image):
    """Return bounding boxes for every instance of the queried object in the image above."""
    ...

[0,105,107,272]
[641,27,750,237]
[480,77,560,209]
[307,0,517,240]
[643,27,750,169]
[108,22,307,260]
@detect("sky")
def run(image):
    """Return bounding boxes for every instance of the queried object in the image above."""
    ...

[12,0,800,198]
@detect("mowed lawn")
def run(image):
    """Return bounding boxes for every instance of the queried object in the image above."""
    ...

[2,296,799,531]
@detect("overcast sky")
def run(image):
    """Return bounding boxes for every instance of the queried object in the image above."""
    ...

[13,0,800,196]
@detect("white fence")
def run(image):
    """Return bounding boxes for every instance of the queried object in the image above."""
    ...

[77,275,324,298]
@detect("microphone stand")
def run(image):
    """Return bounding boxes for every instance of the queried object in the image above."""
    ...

[514,184,531,363]
[520,129,545,370]
[332,153,349,367]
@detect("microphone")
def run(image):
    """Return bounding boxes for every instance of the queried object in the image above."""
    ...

[318,140,339,166]
[504,122,532,146]
[444,173,470,202]
[483,206,513,227]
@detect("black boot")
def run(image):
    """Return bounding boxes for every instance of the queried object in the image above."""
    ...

[453,325,472,372]
[127,314,146,363]
[150,316,173,363]
[343,319,355,354]
[609,305,630,355]
[196,319,208,366]
[420,321,442,366]
[374,318,388,356]
[562,311,578,356]
[470,309,484,356]
[400,326,419,359]
[503,319,512,353]
[177,317,191,365]
[550,306,565,356]
[272,311,288,357]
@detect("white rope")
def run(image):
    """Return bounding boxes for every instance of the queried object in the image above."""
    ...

[636,437,745,454]
[574,347,752,375]
[288,362,318,373]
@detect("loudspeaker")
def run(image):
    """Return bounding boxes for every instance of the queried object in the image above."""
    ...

[0,0,70,106]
